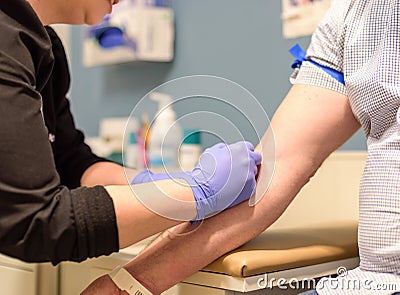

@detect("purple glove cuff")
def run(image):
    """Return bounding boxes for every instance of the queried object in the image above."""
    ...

[132,170,209,221]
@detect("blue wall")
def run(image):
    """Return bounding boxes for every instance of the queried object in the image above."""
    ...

[69,0,366,150]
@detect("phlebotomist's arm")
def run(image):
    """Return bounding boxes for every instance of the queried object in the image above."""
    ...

[0,7,192,265]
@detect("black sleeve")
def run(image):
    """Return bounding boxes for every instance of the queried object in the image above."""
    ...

[0,2,119,264]
[44,27,110,189]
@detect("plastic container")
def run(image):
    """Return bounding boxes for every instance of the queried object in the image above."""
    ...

[179,129,202,171]
[148,93,182,169]
[125,132,144,169]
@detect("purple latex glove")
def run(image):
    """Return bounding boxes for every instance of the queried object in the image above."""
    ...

[132,141,262,221]
[131,169,176,184]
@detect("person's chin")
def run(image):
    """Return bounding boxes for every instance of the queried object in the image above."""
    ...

[85,13,107,26]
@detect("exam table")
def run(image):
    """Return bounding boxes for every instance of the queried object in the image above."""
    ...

[56,222,358,295]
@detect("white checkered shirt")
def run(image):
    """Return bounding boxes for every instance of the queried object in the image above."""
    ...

[291,0,400,294]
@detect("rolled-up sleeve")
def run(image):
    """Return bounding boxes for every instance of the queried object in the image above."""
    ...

[291,0,350,95]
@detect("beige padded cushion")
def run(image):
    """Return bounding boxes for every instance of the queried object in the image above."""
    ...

[203,221,358,277]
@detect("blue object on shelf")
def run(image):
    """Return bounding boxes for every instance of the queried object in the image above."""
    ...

[93,26,137,51]
[97,27,125,48]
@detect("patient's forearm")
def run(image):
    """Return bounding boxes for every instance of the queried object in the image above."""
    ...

[124,156,312,293]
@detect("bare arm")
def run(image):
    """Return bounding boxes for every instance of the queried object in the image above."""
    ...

[81,161,138,187]
[81,162,182,248]
[122,84,360,293]
[106,180,196,248]
[81,158,196,248]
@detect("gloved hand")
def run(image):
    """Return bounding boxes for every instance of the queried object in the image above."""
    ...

[132,141,262,221]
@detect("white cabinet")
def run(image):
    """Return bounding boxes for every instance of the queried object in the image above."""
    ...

[59,254,127,295]
[59,254,229,295]
[0,254,37,295]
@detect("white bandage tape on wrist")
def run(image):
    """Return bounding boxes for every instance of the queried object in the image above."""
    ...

[109,266,152,295]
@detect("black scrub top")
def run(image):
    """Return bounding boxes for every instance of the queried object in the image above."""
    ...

[0,0,119,264]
